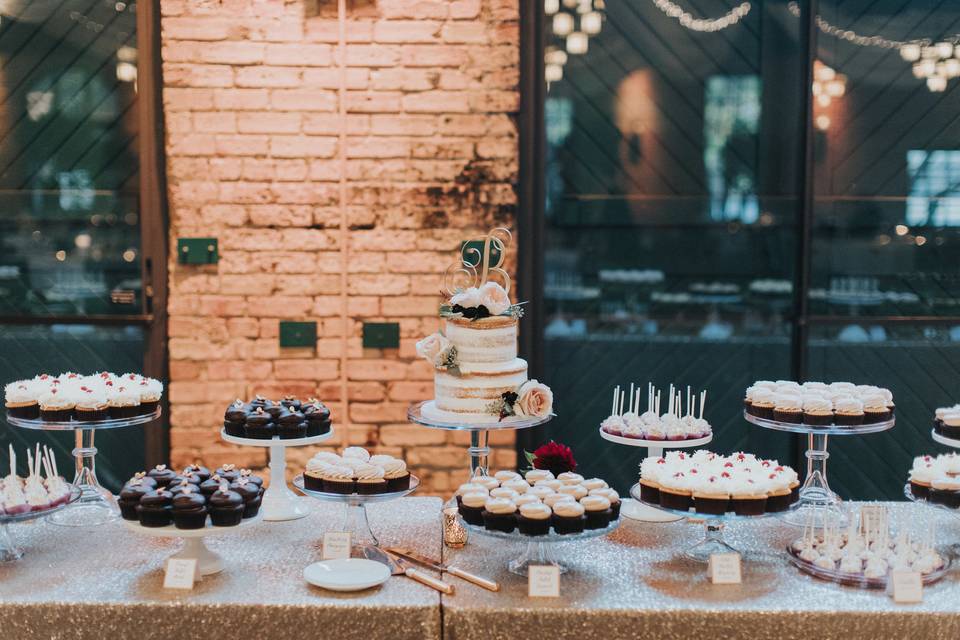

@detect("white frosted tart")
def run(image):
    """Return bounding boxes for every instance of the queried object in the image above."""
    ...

[434,358,528,415]
[444,315,518,365]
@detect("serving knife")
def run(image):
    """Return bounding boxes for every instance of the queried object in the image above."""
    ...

[386,547,500,592]
[384,551,455,595]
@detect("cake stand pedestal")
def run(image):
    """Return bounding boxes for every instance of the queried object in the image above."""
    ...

[6,410,161,527]
[293,474,420,570]
[462,519,620,576]
[220,430,334,522]
[407,401,552,477]
[0,486,81,562]
[744,412,894,527]
[599,427,712,522]
[629,483,776,562]
[122,515,260,576]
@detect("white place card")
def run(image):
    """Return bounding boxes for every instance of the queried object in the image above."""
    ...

[891,571,923,603]
[708,553,742,584]
[860,504,888,532]
[163,558,198,590]
[528,565,561,597]
[322,532,352,560]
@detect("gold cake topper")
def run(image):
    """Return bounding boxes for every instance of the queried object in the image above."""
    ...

[442,228,512,296]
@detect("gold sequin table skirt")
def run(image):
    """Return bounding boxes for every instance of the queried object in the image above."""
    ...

[2,499,960,639]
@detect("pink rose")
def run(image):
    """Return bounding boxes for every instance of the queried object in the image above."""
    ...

[416,333,450,365]
[515,380,553,418]
[478,282,511,315]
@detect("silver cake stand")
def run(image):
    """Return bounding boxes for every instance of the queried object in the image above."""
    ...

[6,409,161,527]
[407,400,552,477]
[0,485,81,562]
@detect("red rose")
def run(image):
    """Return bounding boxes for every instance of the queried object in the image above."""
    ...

[529,441,577,475]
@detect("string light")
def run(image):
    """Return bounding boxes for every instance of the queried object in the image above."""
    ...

[567,31,588,55]
[581,11,603,35]
[651,0,751,33]
[544,0,560,15]
[553,12,574,36]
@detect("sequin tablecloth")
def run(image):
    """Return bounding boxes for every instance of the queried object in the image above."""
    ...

[441,501,960,640]
[0,497,442,640]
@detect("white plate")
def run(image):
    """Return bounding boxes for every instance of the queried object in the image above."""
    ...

[303,558,391,592]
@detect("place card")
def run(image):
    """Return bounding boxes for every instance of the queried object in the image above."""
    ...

[528,565,560,597]
[163,558,198,590]
[891,570,923,603]
[708,553,742,584]
[322,532,352,560]
[860,504,888,532]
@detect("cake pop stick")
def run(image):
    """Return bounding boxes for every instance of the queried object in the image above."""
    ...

[635,387,641,416]
[611,385,619,416]
[699,390,707,420]
[618,389,625,416]
[655,391,660,416]
[9,444,15,478]
[628,383,635,414]
[686,386,691,417]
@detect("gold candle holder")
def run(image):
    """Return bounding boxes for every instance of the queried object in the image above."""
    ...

[442,507,467,548]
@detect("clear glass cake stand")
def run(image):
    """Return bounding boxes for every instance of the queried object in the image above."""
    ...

[293,473,419,570]
[407,400,552,477]
[743,412,894,527]
[462,518,620,575]
[5,409,161,527]
[0,485,81,562]
[629,483,780,562]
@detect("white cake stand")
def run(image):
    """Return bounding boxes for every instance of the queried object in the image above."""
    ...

[408,400,552,477]
[6,409,161,527]
[744,412,894,527]
[0,485,81,562]
[122,514,260,575]
[599,426,712,522]
[220,429,334,521]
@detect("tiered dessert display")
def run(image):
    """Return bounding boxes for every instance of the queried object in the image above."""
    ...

[0,445,79,562]
[905,453,960,514]
[787,505,949,588]
[407,229,554,476]
[454,460,621,575]
[742,380,895,526]
[631,450,800,561]
[293,447,418,568]
[4,372,163,526]
[219,395,334,521]
[599,382,712,521]
[119,463,263,575]
[932,403,960,447]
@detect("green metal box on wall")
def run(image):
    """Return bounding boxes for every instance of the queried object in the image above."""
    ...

[177,238,218,265]
[279,321,317,348]
[363,322,400,349]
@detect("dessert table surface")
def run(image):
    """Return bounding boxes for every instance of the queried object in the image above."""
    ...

[3,499,960,639]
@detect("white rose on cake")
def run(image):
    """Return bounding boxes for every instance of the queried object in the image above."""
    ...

[416,333,450,365]
[478,282,511,315]
[450,287,482,308]
[515,380,553,417]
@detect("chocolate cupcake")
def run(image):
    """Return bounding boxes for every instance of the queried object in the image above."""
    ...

[730,485,767,516]
[692,483,729,515]
[224,399,249,423]
[223,419,246,438]
[230,478,262,518]
[214,464,240,482]
[200,474,224,497]
[244,407,275,440]
[481,498,517,533]
[239,468,263,488]
[276,408,307,439]
[581,495,613,529]
[748,388,775,419]
[75,388,108,421]
[147,464,177,486]
[279,395,301,411]
[248,395,272,410]
[208,484,245,527]
[119,478,152,520]
[169,479,201,496]
[590,488,621,519]
[264,402,284,420]
[303,465,325,491]
[862,394,892,424]
[940,414,960,440]
[638,478,661,504]
[802,397,833,426]
[929,477,960,508]
[517,502,552,535]
[171,487,208,529]
[167,471,201,489]
[458,491,487,525]
[38,389,74,422]
[382,458,410,491]
[772,394,803,424]
[4,382,39,419]
[322,465,355,494]
[136,489,174,527]
[182,464,211,483]
[551,500,586,534]
[126,471,158,490]
[303,400,332,436]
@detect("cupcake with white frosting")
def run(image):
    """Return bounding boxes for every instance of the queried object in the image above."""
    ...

[517,502,552,535]
[481,497,517,532]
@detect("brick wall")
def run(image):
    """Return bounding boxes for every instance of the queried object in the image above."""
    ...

[161,0,520,495]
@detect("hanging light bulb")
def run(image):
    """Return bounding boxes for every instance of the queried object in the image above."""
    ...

[921,45,939,59]
[899,43,922,62]
[581,11,603,35]
[825,79,845,97]
[546,63,564,83]
[914,58,937,77]
[566,31,589,55]
[562,0,578,7]
[544,0,560,15]
[935,41,954,58]
[553,12,574,36]
[944,58,960,77]
[815,114,831,130]
[927,75,948,92]
[814,64,835,82]
[816,93,831,107]
[576,0,593,14]
[545,47,568,66]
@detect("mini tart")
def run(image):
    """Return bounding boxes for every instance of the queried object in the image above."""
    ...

[833,410,863,425]
[863,406,892,424]
[750,400,775,419]
[458,491,487,526]
[773,407,803,424]
[730,493,767,516]
[764,487,793,513]
[658,486,692,511]
[692,492,729,515]
[802,409,833,426]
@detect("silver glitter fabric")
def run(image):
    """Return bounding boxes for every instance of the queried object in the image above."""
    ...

[0,497,442,640]
[440,502,960,639]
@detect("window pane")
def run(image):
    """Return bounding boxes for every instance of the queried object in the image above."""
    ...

[0,324,146,491]
[0,3,141,316]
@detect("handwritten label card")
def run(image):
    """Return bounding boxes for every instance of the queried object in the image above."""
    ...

[322,532,352,560]
[860,505,888,533]
[708,553,742,585]
[528,565,561,597]
[163,558,198,590]
[891,571,923,603]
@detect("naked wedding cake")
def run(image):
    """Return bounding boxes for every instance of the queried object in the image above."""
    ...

[415,229,553,424]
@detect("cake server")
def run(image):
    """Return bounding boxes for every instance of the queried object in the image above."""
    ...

[384,551,455,595]
[386,547,500,592]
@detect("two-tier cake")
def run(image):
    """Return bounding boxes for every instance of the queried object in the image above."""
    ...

[415,229,553,424]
